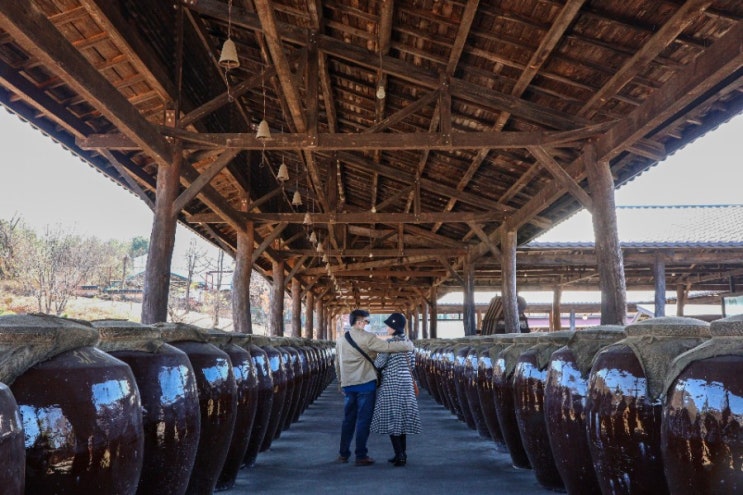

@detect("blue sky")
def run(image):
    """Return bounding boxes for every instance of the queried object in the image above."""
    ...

[0,108,740,255]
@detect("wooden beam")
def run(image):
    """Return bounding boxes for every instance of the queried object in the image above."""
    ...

[252,222,289,262]
[529,145,593,212]
[284,248,465,257]
[438,256,465,285]
[173,149,239,213]
[467,222,501,259]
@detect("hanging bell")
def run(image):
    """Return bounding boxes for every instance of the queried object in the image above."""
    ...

[291,190,302,206]
[256,119,272,140]
[303,212,312,225]
[309,230,317,244]
[277,161,290,182]
[376,84,386,100]
[219,38,240,69]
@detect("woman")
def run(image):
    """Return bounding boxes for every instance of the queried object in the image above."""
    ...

[370,313,422,466]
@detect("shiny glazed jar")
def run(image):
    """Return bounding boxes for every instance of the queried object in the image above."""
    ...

[475,340,506,450]
[2,314,144,495]
[586,316,710,495]
[0,382,24,494]
[158,323,237,495]
[241,341,274,467]
[208,331,258,492]
[513,331,574,491]
[258,340,288,452]
[493,333,542,469]
[544,326,625,495]
[93,320,200,495]
[661,314,743,494]
[454,343,477,429]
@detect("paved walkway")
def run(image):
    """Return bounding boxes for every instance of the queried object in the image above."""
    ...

[223,382,554,495]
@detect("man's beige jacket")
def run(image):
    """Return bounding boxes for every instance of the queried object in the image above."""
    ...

[335,327,414,388]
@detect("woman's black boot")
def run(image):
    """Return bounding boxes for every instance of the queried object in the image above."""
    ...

[388,435,403,463]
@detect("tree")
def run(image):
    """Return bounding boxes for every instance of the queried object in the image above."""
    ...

[182,239,208,313]
[12,226,100,315]
[0,215,22,279]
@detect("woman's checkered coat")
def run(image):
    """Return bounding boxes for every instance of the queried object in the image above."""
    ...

[370,335,422,435]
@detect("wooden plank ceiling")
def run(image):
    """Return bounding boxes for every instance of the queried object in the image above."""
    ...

[0,0,741,312]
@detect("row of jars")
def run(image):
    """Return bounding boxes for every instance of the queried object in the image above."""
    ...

[414,315,743,495]
[0,314,336,495]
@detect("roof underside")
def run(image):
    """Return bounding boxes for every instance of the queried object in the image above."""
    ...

[0,0,741,311]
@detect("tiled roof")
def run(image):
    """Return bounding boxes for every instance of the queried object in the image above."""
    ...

[530,205,743,248]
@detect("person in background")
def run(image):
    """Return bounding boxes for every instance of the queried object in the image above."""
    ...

[370,313,422,467]
[335,309,415,466]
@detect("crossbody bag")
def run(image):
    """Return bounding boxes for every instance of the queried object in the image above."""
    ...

[344,332,383,387]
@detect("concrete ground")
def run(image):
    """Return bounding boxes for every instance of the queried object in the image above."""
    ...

[223,383,555,495]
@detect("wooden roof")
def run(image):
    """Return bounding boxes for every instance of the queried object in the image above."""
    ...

[0,1,741,312]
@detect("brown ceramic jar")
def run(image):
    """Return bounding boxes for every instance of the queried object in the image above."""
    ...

[586,316,710,495]
[463,342,491,437]
[258,340,288,452]
[241,340,274,467]
[2,314,144,495]
[475,340,507,450]
[493,333,542,469]
[661,314,743,494]
[93,320,200,495]
[454,343,477,429]
[158,323,237,495]
[544,326,625,495]
[208,330,259,492]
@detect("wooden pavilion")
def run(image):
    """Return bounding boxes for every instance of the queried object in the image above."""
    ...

[0,1,741,339]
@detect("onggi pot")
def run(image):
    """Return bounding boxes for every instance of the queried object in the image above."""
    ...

[0,381,23,495]
[544,326,625,495]
[586,316,710,495]
[2,314,144,495]
[158,323,237,495]
[93,320,200,495]
[661,314,743,494]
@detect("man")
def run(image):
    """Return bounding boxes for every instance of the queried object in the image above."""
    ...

[335,309,415,466]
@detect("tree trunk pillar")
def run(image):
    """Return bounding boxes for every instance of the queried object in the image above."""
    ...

[304,290,314,339]
[501,229,520,333]
[232,222,254,334]
[654,253,666,317]
[142,143,181,324]
[291,277,301,337]
[270,259,285,337]
[463,251,477,336]
[421,302,429,339]
[551,286,562,331]
[676,284,687,317]
[585,142,627,325]
[429,286,438,339]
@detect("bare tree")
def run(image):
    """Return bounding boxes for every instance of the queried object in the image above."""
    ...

[0,215,22,279]
[211,250,226,327]
[182,239,208,313]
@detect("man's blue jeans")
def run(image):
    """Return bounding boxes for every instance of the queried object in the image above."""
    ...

[339,388,377,460]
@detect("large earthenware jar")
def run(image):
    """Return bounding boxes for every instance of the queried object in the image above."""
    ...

[158,323,237,495]
[0,382,23,495]
[1,314,144,495]
[544,326,625,495]
[207,330,258,492]
[493,333,542,469]
[463,339,494,438]
[276,345,298,435]
[661,314,743,494]
[258,339,288,451]
[454,343,477,429]
[241,338,274,466]
[513,331,574,491]
[475,337,507,450]
[586,317,710,495]
[93,320,200,495]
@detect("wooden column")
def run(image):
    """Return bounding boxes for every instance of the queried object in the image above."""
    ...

[406,308,413,338]
[585,142,627,325]
[501,229,520,333]
[142,143,181,324]
[429,286,438,339]
[232,222,254,334]
[319,302,326,340]
[304,290,314,339]
[653,253,666,317]
[270,259,285,337]
[421,303,429,339]
[551,286,562,331]
[569,309,576,331]
[676,284,687,317]
[314,297,323,340]
[290,277,302,337]
[476,308,482,334]
[463,251,477,336]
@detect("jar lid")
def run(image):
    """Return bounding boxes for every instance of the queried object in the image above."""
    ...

[710,314,743,337]
[155,322,209,343]
[92,319,162,353]
[625,316,710,338]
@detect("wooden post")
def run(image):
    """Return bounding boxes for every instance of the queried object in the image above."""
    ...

[585,142,627,325]
[304,290,314,339]
[430,286,438,339]
[290,277,301,337]
[476,308,482,333]
[653,253,666,317]
[270,259,285,336]
[676,284,686,317]
[314,297,323,340]
[569,309,576,331]
[463,251,476,336]
[551,286,562,331]
[319,302,326,340]
[232,222,254,333]
[501,229,520,333]
[421,302,429,339]
[142,142,181,324]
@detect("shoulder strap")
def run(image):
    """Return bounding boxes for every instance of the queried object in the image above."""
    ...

[344,332,377,367]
